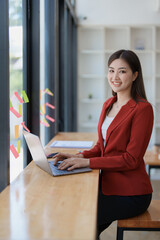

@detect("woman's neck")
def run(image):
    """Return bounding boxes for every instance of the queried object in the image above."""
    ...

[115,94,131,108]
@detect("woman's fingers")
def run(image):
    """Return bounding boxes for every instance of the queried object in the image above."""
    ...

[53,153,78,165]
[57,158,89,170]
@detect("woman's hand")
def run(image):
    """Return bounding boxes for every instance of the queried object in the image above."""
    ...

[56,157,90,171]
[53,152,83,164]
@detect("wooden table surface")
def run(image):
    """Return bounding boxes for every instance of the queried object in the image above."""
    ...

[0,132,99,240]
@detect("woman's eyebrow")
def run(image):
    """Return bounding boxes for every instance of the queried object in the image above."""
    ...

[109,66,127,69]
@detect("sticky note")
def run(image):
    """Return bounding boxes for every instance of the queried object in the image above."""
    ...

[43,118,50,125]
[40,106,44,115]
[40,104,46,115]
[15,125,19,139]
[46,115,55,123]
[10,144,19,159]
[46,102,55,109]
[41,104,46,114]
[10,100,13,108]
[14,92,24,103]
[40,120,50,127]
[19,104,22,115]
[21,122,30,132]
[17,140,21,154]
[10,107,22,118]
[45,88,54,96]
[22,90,29,103]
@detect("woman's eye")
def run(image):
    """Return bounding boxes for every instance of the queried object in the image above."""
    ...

[109,69,114,73]
[119,70,126,74]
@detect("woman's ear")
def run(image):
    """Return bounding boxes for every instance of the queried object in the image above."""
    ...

[133,71,138,81]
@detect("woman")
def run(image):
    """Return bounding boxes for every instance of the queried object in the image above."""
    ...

[53,49,153,239]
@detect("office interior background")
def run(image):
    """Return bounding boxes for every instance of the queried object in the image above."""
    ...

[0,1,160,239]
[1,0,160,194]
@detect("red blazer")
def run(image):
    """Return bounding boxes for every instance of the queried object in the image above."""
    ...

[82,96,154,196]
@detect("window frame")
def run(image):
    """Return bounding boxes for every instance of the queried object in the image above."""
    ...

[58,0,78,132]
[0,0,10,192]
[23,0,40,166]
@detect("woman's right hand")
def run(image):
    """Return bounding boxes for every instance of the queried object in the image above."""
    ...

[53,152,84,166]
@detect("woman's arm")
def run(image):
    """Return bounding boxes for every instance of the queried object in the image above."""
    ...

[89,104,154,171]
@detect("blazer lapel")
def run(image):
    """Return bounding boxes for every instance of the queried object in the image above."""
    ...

[104,98,137,149]
[98,96,117,151]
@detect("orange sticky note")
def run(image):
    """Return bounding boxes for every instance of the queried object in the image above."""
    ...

[10,107,22,118]
[15,125,19,139]
[46,115,55,123]
[14,92,24,103]
[46,102,55,109]
[10,144,19,159]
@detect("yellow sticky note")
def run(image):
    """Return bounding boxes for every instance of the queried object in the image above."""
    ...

[17,140,21,154]
[40,104,46,115]
[15,125,19,139]
[43,118,50,125]
[45,88,54,96]
[22,90,29,103]
[19,104,22,115]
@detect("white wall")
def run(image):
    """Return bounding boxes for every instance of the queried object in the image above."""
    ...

[76,0,160,25]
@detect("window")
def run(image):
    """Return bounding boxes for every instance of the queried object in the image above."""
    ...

[9,0,24,182]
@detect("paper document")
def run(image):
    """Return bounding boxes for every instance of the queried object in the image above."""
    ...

[50,140,93,148]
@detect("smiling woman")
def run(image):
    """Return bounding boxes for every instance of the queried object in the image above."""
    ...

[54,49,154,240]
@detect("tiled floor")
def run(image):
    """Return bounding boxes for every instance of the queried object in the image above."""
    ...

[100,171,160,240]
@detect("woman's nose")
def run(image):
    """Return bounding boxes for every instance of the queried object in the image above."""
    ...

[113,71,119,80]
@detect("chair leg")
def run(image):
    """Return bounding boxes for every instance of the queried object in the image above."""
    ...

[116,227,124,240]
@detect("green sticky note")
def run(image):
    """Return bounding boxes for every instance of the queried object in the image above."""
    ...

[10,100,13,108]
[22,90,29,103]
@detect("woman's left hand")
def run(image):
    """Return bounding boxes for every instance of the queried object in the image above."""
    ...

[57,158,90,171]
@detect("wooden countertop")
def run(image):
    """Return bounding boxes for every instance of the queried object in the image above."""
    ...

[0,132,99,240]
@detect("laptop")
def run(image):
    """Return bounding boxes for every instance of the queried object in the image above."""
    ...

[23,130,92,176]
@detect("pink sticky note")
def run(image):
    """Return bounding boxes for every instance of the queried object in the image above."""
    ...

[10,107,22,118]
[40,120,50,127]
[14,92,24,103]
[46,115,55,123]
[46,102,55,109]
[21,122,30,132]
[10,144,19,159]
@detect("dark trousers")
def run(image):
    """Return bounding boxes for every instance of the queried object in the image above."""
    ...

[97,183,152,238]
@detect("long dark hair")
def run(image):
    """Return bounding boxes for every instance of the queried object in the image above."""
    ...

[108,49,147,102]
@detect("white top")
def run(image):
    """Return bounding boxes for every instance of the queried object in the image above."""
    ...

[101,116,114,146]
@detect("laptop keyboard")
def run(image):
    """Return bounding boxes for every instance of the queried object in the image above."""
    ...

[48,161,75,175]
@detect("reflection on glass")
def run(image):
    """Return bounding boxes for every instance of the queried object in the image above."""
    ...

[9,0,23,182]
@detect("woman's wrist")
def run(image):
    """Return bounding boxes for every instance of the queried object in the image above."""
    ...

[77,153,84,158]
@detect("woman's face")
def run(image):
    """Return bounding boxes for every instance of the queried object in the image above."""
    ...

[107,58,138,96]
